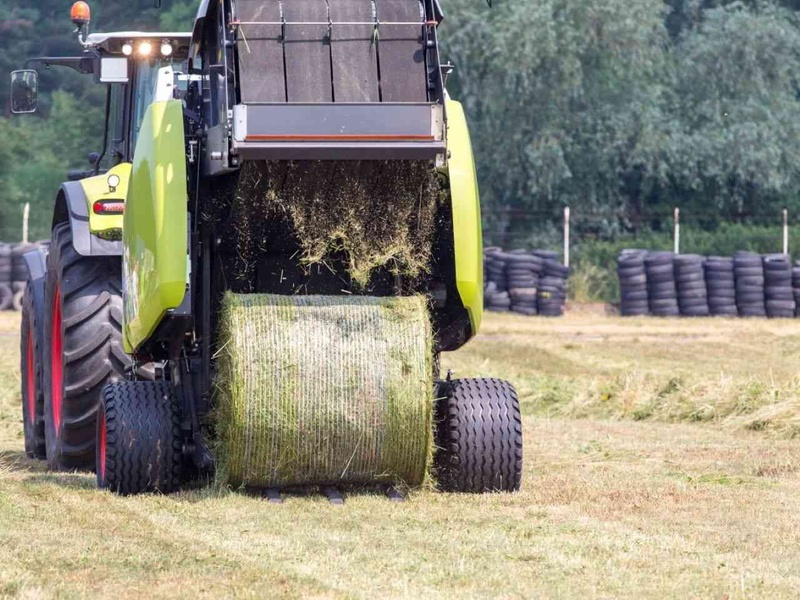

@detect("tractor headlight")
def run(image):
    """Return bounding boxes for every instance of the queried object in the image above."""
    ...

[161,42,173,57]
[122,43,133,56]
[139,41,152,57]
[107,174,121,192]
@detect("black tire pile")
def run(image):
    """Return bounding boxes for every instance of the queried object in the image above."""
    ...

[704,257,737,316]
[763,254,795,318]
[484,247,569,317]
[674,254,709,317]
[483,247,511,312]
[618,249,800,318]
[0,244,11,311]
[644,251,679,317]
[734,251,766,318]
[617,249,648,316]
[793,263,800,316]
[0,241,45,312]
[538,251,569,317]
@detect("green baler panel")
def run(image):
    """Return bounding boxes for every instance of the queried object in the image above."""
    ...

[446,99,483,336]
[122,99,188,354]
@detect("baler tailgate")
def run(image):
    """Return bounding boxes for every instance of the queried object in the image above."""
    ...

[232,103,444,160]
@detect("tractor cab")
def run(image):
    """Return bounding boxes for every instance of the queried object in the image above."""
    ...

[10,2,190,250]
[11,4,190,178]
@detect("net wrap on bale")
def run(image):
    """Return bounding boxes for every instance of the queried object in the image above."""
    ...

[216,293,434,488]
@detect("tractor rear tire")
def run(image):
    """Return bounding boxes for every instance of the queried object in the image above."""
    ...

[97,381,183,495]
[43,223,130,471]
[434,378,523,493]
[21,280,46,459]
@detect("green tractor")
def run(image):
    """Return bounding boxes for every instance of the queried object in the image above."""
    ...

[14,0,522,497]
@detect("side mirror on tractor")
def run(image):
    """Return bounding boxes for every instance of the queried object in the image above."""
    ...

[10,70,39,114]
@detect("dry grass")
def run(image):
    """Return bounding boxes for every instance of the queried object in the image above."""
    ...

[3,310,800,597]
[448,311,800,436]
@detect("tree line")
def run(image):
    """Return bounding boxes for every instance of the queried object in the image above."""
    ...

[1,0,799,250]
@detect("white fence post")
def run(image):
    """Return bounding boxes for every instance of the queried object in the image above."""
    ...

[783,208,789,255]
[673,207,680,254]
[22,203,30,244]
[563,206,571,267]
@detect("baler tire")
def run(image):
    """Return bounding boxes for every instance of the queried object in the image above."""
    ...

[97,381,182,495]
[434,378,523,493]
[43,223,130,471]
[21,280,46,459]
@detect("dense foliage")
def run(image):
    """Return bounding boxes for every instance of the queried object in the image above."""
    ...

[2,0,800,260]
[443,0,800,249]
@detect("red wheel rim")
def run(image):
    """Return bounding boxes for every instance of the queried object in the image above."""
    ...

[51,286,63,433]
[26,325,35,426]
[98,406,107,481]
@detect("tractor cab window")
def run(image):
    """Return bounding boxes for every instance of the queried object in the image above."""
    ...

[100,83,125,169]
[130,58,184,152]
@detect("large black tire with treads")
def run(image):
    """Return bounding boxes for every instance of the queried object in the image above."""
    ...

[21,279,46,458]
[43,223,130,471]
[97,381,182,495]
[435,378,523,493]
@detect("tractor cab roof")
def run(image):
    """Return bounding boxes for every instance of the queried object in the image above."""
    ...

[85,32,192,58]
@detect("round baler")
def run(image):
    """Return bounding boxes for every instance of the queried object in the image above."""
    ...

[14,0,523,497]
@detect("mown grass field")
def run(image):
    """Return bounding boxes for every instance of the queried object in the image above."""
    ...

[3,309,800,598]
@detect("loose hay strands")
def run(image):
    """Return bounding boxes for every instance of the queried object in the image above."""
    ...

[232,161,441,287]
[215,293,434,489]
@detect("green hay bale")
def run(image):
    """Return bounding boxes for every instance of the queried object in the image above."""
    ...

[215,292,434,488]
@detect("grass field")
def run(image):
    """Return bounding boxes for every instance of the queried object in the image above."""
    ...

[3,309,800,598]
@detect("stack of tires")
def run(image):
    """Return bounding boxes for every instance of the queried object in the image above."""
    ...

[644,252,679,317]
[617,250,649,316]
[533,250,560,263]
[538,258,569,317]
[763,254,795,318]
[734,251,766,317]
[10,243,34,311]
[483,249,510,312]
[673,254,709,316]
[619,249,800,319]
[506,251,541,316]
[704,256,737,317]
[0,242,51,311]
[793,262,800,317]
[483,247,569,316]
[0,244,11,310]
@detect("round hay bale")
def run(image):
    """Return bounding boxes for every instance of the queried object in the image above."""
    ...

[215,293,434,489]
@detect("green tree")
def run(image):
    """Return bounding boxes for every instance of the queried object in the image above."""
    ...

[443,0,670,247]
[655,3,800,222]
[159,0,198,30]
